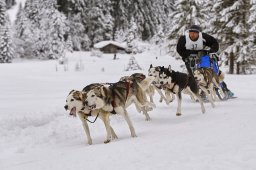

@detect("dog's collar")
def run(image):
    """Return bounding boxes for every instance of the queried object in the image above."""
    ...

[81,107,93,116]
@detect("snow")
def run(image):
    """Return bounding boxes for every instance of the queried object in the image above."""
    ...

[1,49,256,170]
[94,40,127,49]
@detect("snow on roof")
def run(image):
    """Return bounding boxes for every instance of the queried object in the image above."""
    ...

[94,41,127,49]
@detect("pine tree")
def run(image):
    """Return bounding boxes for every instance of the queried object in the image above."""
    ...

[13,2,34,58]
[125,56,142,71]
[247,0,256,73]
[126,17,138,53]
[0,1,13,63]
[216,0,250,74]
[48,8,69,59]
[5,0,16,9]
[0,0,7,25]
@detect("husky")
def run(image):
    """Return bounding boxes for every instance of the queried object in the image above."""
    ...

[119,73,156,120]
[159,65,206,116]
[193,68,225,104]
[64,88,118,145]
[83,76,155,138]
[148,64,175,104]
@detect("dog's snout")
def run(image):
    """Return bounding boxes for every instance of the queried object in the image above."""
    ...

[160,81,164,85]
[64,105,68,110]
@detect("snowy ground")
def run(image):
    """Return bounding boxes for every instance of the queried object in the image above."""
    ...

[1,49,256,170]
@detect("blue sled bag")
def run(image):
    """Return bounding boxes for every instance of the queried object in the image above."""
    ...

[199,55,211,68]
[199,55,219,74]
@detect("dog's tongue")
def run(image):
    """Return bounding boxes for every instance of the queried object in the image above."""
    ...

[70,107,76,116]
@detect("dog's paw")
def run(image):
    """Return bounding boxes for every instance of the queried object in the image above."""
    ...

[176,113,182,116]
[131,133,137,138]
[145,117,151,121]
[88,139,93,145]
[104,139,111,144]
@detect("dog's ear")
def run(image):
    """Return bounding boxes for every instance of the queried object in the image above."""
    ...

[73,91,83,101]
[100,86,106,96]
[69,90,75,95]
[150,64,153,68]
[81,92,87,101]
[168,65,172,73]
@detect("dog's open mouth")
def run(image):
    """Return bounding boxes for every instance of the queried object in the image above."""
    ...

[70,107,77,117]
[88,104,96,110]
[195,78,201,83]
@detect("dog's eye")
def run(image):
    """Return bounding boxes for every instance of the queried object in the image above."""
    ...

[71,99,74,102]
[91,95,95,97]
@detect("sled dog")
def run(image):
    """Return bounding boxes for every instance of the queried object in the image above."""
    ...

[193,68,225,104]
[148,64,175,104]
[119,73,156,120]
[159,65,206,116]
[64,87,118,145]
[83,76,155,138]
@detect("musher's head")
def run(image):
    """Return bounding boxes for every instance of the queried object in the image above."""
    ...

[188,25,201,41]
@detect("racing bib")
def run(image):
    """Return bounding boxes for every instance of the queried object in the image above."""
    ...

[185,31,204,50]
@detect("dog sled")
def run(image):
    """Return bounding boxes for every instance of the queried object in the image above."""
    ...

[188,51,236,100]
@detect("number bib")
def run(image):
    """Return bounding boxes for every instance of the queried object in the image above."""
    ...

[185,31,204,50]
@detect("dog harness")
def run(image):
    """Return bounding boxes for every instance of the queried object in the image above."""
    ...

[79,109,100,123]
[110,81,131,112]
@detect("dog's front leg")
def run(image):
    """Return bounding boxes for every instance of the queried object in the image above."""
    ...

[110,126,118,139]
[164,89,174,104]
[154,86,168,103]
[200,86,215,108]
[176,92,182,116]
[100,112,112,144]
[78,113,92,145]
[195,93,206,114]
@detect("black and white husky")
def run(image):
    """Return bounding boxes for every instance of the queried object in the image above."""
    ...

[148,64,175,104]
[159,65,206,116]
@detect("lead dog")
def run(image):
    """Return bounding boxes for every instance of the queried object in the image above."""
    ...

[64,87,118,145]
[159,65,206,116]
[83,76,155,138]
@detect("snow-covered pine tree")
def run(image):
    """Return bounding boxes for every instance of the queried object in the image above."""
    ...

[0,25,13,63]
[0,1,13,63]
[18,0,70,59]
[0,0,7,25]
[84,0,114,46]
[247,0,256,73]
[125,56,142,71]
[5,0,15,9]
[24,0,41,27]
[47,7,69,59]
[126,17,138,53]
[217,0,250,74]
[13,2,35,58]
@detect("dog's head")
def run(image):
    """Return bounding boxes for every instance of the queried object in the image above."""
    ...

[148,64,161,83]
[159,65,172,85]
[193,69,205,85]
[84,86,107,110]
[64,90,86,117]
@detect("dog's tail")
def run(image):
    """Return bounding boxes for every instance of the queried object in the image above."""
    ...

[137,76,155,91]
